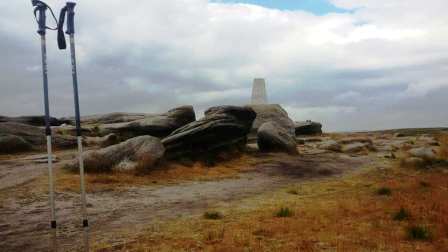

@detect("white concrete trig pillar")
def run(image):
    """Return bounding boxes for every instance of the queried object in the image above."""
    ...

[251,78,268,104]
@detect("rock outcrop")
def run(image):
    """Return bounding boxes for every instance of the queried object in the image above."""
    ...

[0,122,76,153]
[72,136,165,172]
[162,106,256,158]
[0,115,68,126]
[408,147,437,161]
[400,157,426,168]
[101,106,196,139]
[295,121,322,135]
[246,104,295,138]
[0,135,33,153]
[84,133,119,147]
[318,140,341,152]
[257,122,298,154]
[342,143,370,153]
[74,112,148,125]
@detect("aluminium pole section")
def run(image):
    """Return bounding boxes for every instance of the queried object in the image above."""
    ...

[32,0,57,231]
[65,4,90,249]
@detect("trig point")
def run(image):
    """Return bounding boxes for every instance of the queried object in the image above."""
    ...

[251,78,268,104]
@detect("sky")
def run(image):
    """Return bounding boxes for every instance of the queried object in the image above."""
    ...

[0,0,447,132]
[215,0,349,14]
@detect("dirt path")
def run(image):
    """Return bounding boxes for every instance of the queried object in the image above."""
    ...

[0,151,373,251]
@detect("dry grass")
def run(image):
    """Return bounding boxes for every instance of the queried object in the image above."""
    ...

[57,154,257,193]
[97,162,448,251]
[436,133,448,161]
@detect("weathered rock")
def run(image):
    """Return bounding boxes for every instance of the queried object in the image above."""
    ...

[0,135,33,153]
[418,136,439,146]
[294,121,322,135]
[408,147,437,161]
[74,112,149,125]
[299,137,324,143]
[394,132,406,138]
[257,122,298,154]
[342,143,369,153]
[318,140,342,152]
[73,136,165,172]
[0,115,67,126]
[162,106,256,158]
[101,106,196,139]
[246,104,295,137]
[400,157,426,168]
[53,124,94,137]
[22,154,59,163]
[338,137,373,145]
[0,122,76,152]
[84,133,119,147]
[296,138,305,145]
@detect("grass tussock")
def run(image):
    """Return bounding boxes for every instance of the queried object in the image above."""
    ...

[376,187,392,196]
[203,211,223,220]
[275,207,294,218]
[287,189,299,195]
[407,225,432,241]
[393,207,410,221]
[204,227,226,243]
[419,181,431,188]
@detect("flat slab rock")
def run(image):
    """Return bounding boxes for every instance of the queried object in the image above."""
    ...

[100,106,196,139]
[162,105,256,158]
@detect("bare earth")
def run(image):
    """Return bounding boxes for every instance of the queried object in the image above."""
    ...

[0,134,400,251]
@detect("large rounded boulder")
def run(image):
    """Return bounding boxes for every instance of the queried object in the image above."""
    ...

[257,122,298,154]
[162,106,256,158]
[247,104,295,139]
[101,106,196,139]
[72,135,165,172]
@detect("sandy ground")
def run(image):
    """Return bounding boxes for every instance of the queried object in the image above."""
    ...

[0,138,382,251]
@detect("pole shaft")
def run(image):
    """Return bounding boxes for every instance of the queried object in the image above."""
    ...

[69,34,88,226]
[40,34,56,228]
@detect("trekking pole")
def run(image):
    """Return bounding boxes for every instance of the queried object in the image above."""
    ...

[31,0,59,231]
[58,3,90,249]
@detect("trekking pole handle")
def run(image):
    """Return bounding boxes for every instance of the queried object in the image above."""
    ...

[32,0,47,35]
[66,2,76,35]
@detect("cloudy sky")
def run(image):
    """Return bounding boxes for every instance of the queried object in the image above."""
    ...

[0,0,447,132]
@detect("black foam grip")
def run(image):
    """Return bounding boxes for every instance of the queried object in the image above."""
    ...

[57,7,67,50]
